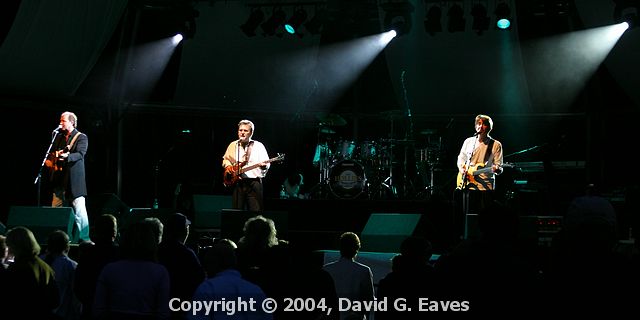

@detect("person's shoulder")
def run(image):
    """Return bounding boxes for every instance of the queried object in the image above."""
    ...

[354,260,372,271]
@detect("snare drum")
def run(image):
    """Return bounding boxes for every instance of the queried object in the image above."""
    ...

[358,141,377,161]
[329,160,366,199]
[334,140,356,160]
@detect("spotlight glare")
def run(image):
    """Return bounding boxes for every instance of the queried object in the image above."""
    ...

[284,7,308,37]
[379,30,397,45]
[495,2,511,30]
[497,18,511,29]
[172,34,183,45]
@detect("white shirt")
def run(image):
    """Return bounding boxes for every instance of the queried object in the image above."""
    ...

[457,135,503,191]
[222,139,270,179]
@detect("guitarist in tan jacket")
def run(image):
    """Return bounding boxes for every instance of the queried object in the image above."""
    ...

[456,114,504,238]
[222,119,271,212]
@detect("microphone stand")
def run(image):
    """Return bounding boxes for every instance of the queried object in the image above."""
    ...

[233,140,241,208]
[461,134,478,239]
[401,70,415,198]
[153,144,176,210]
[34,130,60,206]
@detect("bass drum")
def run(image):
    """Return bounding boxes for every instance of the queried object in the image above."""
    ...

[329,160,367,199]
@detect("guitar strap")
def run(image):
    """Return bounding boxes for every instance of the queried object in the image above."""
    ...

[483,138,495,164]
[67,131,82,150]
[245,141,254,164]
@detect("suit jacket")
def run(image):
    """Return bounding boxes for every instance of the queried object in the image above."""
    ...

[51,128,88,199]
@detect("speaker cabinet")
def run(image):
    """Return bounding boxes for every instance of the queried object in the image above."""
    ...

[360,213,423,253]
[192,195,233,230]
[87,193,130,219]
[7,206,76,244]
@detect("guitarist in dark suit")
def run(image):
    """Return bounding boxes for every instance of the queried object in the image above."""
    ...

[45,111,90,243]
[455,114,503,239]
[222,120,271,211]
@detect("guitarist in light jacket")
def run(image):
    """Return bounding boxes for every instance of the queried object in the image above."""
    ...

[456,114,503,230]
[222,119,270,211]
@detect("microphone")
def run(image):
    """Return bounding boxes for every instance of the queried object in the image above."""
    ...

[52,125,62,133]
[473,131,480,136]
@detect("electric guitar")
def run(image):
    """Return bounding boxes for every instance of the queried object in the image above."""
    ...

[223,153,285,187]
[456,162,514,189]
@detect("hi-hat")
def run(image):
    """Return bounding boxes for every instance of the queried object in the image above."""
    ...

[316,113,347,126]
[319,127,336,134]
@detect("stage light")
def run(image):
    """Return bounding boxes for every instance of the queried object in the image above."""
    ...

[304,6,327,35]
[382,1,415,36]
[284,7,308,36]
[424,4,442,36]
[447,2,466,32]
[241,8,265,37]
[471,3,490,35]
[613,1,639,29]
[172,34,183,45]
[261,7,287,36]
[495,2,511,29]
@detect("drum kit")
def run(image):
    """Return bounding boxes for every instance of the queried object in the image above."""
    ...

[310,112,444,200]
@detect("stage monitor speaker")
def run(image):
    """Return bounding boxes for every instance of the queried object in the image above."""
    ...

[87,193,130,220]
[192,195,233,230]
[360,213,422,253]
[7,206,76,244]
[220,209,288,243]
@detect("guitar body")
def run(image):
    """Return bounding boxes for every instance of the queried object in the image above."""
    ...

[223,165,241,187]
[456,164,484,189]
[456,163,513,189]
[223,154,285,187]
[45,150,66,172]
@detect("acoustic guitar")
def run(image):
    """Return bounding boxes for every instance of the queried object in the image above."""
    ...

[456,162,514,189]
[45,149,68,172]
[223,153,285,187]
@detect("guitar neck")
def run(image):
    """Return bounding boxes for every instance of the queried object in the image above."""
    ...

[472,167,494,176]
[237,158,278,174]
[471,163,511,176]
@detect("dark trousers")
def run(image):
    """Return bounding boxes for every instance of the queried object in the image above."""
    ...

[232,178,264,211]
[454,189,495,240]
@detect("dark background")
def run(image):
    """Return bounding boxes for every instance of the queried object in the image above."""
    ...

[2,0,638,229]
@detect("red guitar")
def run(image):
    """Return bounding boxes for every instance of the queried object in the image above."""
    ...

[223,153,285,187]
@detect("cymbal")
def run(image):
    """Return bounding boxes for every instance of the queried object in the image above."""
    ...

[420,129,438,135]
[378,138,415,144]
[316,113,347,126]
[394,139,415,144]
[319,127,336,134]
[379,110,404,119]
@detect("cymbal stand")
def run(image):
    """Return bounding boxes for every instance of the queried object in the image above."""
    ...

[426,136,442,196]
[380,118,397,198]
[309,132,332,199]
